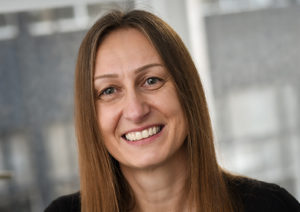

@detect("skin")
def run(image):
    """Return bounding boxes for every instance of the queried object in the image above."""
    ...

[94,28,189,211]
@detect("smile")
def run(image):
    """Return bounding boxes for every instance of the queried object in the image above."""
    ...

[123,125,163,141]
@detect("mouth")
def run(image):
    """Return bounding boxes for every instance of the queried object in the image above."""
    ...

[122,125,164,142]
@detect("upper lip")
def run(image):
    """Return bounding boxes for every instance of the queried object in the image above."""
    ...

[121,124,164,136]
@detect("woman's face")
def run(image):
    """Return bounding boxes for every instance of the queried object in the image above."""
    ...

[94,28,187,170]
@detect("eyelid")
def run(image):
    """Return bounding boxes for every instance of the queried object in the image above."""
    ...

[141,76,165,90]
[95,85,120,101]
[100,87,115,95]
[146,77,162,84]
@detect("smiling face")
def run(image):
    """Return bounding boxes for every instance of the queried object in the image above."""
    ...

[94,28,187,170]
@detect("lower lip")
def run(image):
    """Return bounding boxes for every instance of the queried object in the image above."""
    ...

[123,127,164,146]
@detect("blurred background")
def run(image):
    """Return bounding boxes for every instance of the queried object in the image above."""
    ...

[0,0,299,211]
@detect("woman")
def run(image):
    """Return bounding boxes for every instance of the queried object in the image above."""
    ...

[45,10,300,212]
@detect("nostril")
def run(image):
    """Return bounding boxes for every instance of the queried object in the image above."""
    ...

[123,99,150,122]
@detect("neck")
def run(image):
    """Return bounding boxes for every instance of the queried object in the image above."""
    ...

[120,146,190,212]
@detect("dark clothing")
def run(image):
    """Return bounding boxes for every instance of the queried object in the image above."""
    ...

[45,191,80,212]
[228,178,300,211]
[45,178,300,212]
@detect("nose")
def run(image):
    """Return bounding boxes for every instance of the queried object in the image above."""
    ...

[123,91,150,123]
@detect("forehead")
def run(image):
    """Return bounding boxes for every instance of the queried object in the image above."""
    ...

[94,27,163,75]
[100,27,149,46]
[97,27,157,58]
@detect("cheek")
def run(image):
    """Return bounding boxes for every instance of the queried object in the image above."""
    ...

[162,89,187,136]
[160,88,184,117]
[96,103,119,139]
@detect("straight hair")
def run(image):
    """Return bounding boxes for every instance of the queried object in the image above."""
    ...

[75,9,240,212]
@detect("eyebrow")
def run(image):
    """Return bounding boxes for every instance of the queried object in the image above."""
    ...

[93,63,164,81]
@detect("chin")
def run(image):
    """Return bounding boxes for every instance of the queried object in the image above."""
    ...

[121,154,168,170]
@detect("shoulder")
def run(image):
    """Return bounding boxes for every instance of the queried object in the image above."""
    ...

[44,192,80,212]
[228,177,300,212]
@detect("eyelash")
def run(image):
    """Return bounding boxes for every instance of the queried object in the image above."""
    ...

[144,77,162,86]
[95,76,164,100]
[97,87,117,99]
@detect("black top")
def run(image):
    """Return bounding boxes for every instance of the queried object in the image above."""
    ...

[45,178,300,212]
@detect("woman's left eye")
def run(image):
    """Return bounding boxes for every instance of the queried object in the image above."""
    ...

[145,77,161,85]
[142,77,164,90]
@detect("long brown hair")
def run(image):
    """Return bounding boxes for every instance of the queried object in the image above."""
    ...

[75,10,239,212]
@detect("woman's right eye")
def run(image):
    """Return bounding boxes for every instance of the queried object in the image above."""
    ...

[101,87,116,95]
[97,87,117,100]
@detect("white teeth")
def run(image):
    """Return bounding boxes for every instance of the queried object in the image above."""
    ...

[142,130,148,138]
[127,133,133,141]
[135,132,142,140]
[124,126,161,141]
[149,128,153,136]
